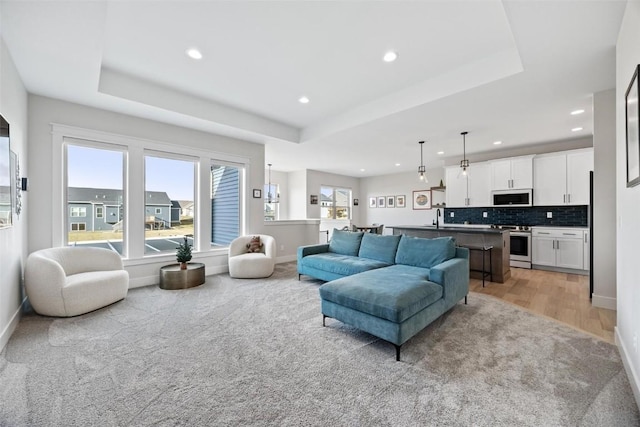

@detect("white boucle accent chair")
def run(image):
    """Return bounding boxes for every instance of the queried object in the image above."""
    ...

[25,247,129,317]
[228,234,276,278]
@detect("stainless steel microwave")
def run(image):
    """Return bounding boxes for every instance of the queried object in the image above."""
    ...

[492,189,533,206]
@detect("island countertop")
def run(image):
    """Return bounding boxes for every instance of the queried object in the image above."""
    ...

[388,225,508,234]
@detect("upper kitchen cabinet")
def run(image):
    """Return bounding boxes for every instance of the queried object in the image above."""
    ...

[490,156,534,191]
[533,148,593,206]
[445,162,490,207]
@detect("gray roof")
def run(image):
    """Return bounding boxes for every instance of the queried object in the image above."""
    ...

[68,187,171,206]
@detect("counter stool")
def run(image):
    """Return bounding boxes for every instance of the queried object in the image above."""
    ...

[456,233,493,287]
[463,244,493,287]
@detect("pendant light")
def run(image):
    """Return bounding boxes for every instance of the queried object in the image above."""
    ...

[267,163,279,203]
[458,131,470,179]
[417,140,428,182]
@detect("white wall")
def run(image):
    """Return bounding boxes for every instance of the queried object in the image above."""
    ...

[592,89,617,308]
[287,170,308,220]
[360,167,445,233]
[0,37,28,351]
[306,169,361,223]
[615,0,640,407]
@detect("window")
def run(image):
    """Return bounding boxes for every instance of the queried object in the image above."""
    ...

[211,163,241,246]
[70,207,87,217]
[264,183,279,221]
[145,154,195,255]
[320,186,352,219]
[56,125,249,260]
[66,143,124,252]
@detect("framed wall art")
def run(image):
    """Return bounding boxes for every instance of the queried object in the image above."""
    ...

[386,196,395,208]
[369,197,377,208]
[310,194,318,205]
[253,189,262,198]
[395,195,406,208]
[377,196,385,208]
[412,190,432,210]
[626,64,640,188]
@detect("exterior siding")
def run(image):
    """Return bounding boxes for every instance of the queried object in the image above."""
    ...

[211,165,240,245]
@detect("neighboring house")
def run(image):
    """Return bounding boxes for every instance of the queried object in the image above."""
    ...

[170,200,181,225]
[177,200,194,217]
[67,187,172,232]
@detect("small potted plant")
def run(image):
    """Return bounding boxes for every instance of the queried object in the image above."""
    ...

[176,234,193,270]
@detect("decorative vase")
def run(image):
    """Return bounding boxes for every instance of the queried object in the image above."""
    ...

[180,262,188,270]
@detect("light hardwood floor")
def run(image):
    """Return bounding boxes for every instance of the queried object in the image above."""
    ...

[469,267,616,344]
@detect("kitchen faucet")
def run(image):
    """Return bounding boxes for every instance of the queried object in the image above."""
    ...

[433,208,441,229]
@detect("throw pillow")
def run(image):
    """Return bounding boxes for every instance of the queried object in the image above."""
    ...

[246,236,263,253]
[328,228,364,256]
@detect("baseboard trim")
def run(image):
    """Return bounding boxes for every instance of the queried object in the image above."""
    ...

[0,297,27,353]
[276,255,296,263]
[616,327,640,411]
[592,294,616,310]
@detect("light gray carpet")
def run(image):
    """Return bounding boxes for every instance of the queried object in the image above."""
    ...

[1,262,638,426]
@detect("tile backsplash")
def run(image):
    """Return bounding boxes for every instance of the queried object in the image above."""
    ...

[443,205,588,227]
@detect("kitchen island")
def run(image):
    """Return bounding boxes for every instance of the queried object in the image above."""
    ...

[389,225,511,283]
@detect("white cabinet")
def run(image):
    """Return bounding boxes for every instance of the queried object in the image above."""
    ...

[490,156,533,190]
[583,230,590,272]
[445,166,467,207]
[445,162,491,207]
[534,149,593,206]
[532,227,586,270]
[467,162,491,207]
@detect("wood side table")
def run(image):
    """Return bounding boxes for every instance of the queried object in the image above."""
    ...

[159,263,205,290]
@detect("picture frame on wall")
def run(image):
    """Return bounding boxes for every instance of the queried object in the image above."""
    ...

[386,196,395,208]
[412,190,432,210]
[353,198,359,206]
[395,195,406,208]
[310,194,318,205]
[377,196,386,208]
[369,197,377,208]
[626,64,640,188]
[253,189,262,198]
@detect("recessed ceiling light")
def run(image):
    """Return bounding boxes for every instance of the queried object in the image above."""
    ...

[493,141,502,145]
[395,163,401,167]
[185,48,203,60]
[571,127,583,132]
[360,168,365,172]
[437,151,444,155]
[298,96,310,104]
[383,51,398,62]
[571,109,585,115]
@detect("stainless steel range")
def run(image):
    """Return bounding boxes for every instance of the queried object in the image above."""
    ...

[491,225,532,269]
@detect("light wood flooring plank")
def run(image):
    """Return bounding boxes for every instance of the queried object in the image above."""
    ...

[469,267,616,344]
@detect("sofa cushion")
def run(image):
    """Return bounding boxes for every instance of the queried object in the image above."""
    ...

[395,235,456,269]
[328,229,364,256]
[302,253,389,276]
[319,268,443,323]
[358,233,401,264]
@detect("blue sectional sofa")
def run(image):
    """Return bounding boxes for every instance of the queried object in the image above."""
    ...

[297,230,469,360]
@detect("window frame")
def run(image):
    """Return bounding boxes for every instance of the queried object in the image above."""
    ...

[320,185,353,220]
[53,125,250,262]
[95,206,104,218]
[70,222,86,231]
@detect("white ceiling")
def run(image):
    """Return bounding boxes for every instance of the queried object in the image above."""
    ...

[0,1,626,177]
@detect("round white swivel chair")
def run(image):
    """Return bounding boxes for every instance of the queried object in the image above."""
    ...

[228,234,276,278]
[25,247,129,317]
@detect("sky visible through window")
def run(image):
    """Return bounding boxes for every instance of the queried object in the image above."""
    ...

[67,145,194,200]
